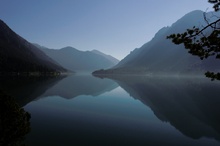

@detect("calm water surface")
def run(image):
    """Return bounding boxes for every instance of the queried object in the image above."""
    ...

[3,75,220,146]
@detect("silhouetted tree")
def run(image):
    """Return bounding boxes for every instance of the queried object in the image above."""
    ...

[0,91,31,146]
[209,0,220,11]
[167,0,220,80]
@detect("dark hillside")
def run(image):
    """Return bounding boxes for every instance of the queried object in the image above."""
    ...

[0,19,66,74]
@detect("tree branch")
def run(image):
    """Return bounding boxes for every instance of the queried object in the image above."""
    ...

[189,18,220,37]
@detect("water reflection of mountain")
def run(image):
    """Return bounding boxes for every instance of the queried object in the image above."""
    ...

[0,75,118,106]
[0,76,66,106]
[40,75,119,99]
[96,75,220,141]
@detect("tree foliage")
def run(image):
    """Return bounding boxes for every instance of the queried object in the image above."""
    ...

[0,91,31,146]
[209,0,220,11]
[167,1,220,80]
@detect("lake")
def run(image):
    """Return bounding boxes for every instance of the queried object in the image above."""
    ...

[1,74,220,146]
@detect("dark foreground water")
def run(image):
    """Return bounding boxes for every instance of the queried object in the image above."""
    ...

[1,75,220,146]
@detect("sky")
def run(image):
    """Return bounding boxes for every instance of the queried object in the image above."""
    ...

[0,0,213,60]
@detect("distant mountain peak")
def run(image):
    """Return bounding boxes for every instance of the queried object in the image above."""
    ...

[61,46,78,51]
[38,46,119,73]
[91,49,119,64]
[91,49,102,53]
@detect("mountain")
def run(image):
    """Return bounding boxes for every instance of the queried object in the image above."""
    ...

[0,19,66,74]
[91,50,119,65]
[37,45,119,73]
[93,10,220,76]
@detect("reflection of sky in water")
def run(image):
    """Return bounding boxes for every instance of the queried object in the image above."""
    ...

[25,86,158,128]
[24,84,220,146]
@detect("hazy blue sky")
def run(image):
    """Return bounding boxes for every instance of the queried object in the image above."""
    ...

[0,0,213,59]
